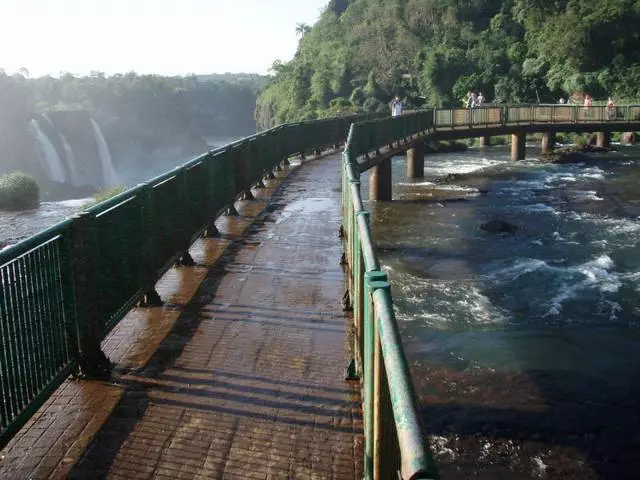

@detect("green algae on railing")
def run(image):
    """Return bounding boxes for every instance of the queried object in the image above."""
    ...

[0,111,384,449]
[342,116,440,480]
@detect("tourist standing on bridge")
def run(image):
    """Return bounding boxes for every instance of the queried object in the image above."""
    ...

[607,97,616,120]
[584,94,593,117]
[477,92,485,106]
[390,95,403,117]
[466,91,478,109]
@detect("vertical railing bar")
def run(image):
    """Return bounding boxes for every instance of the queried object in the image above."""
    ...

[16,256,40,398]
[0,266,21,419]
[49,240,71,369]
[0,270,17,421]
[8,261,33,406]
[24,250,47,389]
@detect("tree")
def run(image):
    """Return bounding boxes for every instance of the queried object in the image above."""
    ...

[295,23,311,38]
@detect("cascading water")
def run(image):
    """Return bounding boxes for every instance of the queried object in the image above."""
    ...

[89,118,118,186]
[27,119,67,183]
[41,113,84,187]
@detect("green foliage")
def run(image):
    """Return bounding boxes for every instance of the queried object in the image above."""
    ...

[89,186,128,206]
[0,172,40,210]
[257,0,640,127]
[0,71,264,151]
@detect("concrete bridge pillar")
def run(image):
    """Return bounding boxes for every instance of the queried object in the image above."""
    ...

[369,157,392,201]
[511,133,526,161]
[406,143,425,178]
[541,132,556,154]
[596,131,611,148]
[479,136,491,147]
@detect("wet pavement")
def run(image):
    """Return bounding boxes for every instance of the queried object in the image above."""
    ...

[0,153,363,479]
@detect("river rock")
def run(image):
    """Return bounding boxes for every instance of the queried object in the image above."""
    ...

[480,219,519,235]
[539,144,613,164]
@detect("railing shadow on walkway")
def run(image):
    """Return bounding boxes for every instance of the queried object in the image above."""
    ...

[65,154,363,479]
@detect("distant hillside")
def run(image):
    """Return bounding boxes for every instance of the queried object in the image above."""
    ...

[195,73,269,92]
[0,71,265,189]
[256,0,640,129]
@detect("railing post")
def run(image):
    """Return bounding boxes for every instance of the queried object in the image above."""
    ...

[138,183,163,306]
[364,271,388,480]
[69,212,112,379]
[204,153,219,237]
[176,168,195,266]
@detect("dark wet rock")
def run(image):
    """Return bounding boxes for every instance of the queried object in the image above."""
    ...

[425,141,468,154]
[480,219,519,235]
[434,173,465,184]
[539,144,615,164]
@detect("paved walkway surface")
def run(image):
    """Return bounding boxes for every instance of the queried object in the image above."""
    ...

[0,153,363,480]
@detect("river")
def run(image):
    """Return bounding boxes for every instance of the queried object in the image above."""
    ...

[2,143,639,478]
[361,144,640,479]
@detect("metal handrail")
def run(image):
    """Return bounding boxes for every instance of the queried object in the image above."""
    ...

[0,110,383,449]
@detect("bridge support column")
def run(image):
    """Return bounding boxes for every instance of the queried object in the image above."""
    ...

[541,132,556,154]
[406,143,424,178]
[596,131,611,148]
[369,157,392,201]
[511,133,526,161]
[479,136,491,147]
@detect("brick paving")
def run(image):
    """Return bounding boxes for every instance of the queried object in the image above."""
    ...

[0,153,363,479]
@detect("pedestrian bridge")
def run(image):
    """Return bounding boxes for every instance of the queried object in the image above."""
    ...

[1,104,639,479]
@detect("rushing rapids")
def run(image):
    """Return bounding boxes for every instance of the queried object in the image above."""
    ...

[362,144,640,479]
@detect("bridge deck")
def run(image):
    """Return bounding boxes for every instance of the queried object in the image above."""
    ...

[0,153,363,479]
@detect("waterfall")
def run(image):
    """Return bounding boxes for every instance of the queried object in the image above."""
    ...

[27,119,67,183]
[89,118,118,186]
[42,113,84,187]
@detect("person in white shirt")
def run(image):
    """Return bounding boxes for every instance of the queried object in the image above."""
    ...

[390,95,403,117]
[477,92,485,106]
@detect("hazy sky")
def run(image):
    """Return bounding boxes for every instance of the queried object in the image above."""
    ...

[1,0,327,77]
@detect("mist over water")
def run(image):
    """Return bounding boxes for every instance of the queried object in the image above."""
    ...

[362,145,640,478]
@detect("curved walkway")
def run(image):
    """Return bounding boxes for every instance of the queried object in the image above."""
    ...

[0,153,363,479]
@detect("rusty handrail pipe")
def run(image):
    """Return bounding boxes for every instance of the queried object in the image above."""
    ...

[373,289,438,480]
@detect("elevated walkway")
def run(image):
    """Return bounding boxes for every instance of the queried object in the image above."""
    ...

[0,153,363,479]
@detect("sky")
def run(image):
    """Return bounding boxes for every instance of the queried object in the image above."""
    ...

[0,0,328,77]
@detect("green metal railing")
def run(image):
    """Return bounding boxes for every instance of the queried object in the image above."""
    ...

[350,105,640,151]
[0,111,384,449]
[2,100,639,455]
[341,102,640,479]
[342,122,439,480]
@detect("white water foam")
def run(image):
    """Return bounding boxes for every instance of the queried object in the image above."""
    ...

[397,181,435,186]
[424,157,504,177]
[392,269,509,327]
[90,118,119,186]
[27,119,67,183]
[570,190,603,201]
[431,185,480,193]
[41,113,84,187]
[512,203,559,214]
[546,255,621,316]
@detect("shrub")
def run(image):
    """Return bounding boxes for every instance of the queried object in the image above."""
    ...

[86,186,128,208]
[0,172,40,210]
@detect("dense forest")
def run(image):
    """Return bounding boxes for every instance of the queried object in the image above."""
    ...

[256,0,640,129]
[0,70,263,141]
[0,70,264,164]
[0,71,265,185]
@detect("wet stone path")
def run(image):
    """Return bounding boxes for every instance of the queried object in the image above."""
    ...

[0,153,363,479]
